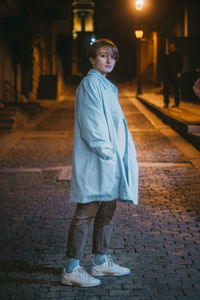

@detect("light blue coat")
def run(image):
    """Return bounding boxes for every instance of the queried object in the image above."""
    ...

[70,69,139,205]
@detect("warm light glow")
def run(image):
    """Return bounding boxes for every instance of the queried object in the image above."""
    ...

[135,30,144,39]
[73,10,94,33]
[135,0,144,11]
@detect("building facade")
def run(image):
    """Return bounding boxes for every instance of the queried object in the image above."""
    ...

[0,0,72,104]
[72,0,95,76]
[138,0,200,91]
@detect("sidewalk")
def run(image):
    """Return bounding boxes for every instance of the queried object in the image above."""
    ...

[136,90,200,150]
[1,86,200,299]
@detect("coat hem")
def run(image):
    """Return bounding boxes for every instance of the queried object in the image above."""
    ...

[70,193,138,205]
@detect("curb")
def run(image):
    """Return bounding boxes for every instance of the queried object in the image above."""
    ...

[136,96,200,151]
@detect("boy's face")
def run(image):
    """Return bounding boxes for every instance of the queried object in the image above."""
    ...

[90,46,116,76]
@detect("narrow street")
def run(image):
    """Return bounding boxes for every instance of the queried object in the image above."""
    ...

[0,84,200,300]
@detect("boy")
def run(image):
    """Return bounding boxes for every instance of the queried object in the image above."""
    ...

[62,39,139,287]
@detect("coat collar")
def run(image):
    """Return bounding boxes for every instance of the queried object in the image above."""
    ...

[87,69,117,91]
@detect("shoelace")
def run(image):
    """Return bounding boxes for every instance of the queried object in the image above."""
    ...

[106,255,118,268]
[77,266,93,279]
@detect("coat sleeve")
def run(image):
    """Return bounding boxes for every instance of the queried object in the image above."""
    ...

[76,79,114,160]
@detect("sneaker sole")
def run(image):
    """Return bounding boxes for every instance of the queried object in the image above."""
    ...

[61,278,101,287]
[91,269,130,277]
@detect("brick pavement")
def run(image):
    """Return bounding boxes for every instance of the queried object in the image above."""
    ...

[0,86,200,300]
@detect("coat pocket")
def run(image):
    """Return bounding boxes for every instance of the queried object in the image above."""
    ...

[86,152,116,198]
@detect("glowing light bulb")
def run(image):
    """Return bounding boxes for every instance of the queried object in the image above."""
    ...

[135,0,144,11]
[135,30,144,39]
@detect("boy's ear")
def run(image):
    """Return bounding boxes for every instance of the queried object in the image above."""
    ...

[89,57,95,66]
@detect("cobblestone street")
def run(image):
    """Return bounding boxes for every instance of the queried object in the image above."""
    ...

[0,85,200,300]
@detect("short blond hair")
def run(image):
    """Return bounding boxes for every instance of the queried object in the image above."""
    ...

[87,39,119,61]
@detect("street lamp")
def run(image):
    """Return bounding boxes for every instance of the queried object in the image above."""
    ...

[135,30,144,39]
[135,29,143,95]
[135,0,144,11]
[134,0,144,95]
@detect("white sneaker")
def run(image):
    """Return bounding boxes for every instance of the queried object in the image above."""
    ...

[61,265,101,287]
[91,255,130,277]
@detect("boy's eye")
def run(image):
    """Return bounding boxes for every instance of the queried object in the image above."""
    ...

[100,54,113,58]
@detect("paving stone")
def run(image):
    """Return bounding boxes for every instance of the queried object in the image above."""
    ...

[0,92,200,299]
